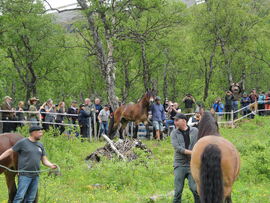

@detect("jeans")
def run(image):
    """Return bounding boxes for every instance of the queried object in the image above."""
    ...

[173,166,200,203]
[100,121,108,135]
[166,119,174,129]
[13,175,39,203]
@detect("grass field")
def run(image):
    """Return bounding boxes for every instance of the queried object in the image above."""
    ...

[1,117,270,203]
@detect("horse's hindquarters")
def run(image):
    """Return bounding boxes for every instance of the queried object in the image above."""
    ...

[191,136,240,200]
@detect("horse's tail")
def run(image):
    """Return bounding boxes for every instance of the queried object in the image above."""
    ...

[200,144,223,203]
[108,113,116,139]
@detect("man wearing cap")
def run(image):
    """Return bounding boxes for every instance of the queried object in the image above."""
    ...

[150,96,166,140]
[0,126,57,203]
[1,96,15,132]
[171,113,200,203]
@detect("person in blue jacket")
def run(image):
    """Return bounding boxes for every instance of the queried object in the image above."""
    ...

[212,97,224,122]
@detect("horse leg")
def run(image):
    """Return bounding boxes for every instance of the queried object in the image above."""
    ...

[4,171,17,203]
[119,121,128,139]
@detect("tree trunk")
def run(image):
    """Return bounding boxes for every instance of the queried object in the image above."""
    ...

[77,0,119,111]
[121,64,130,103]
[141,42,151,90]
[163,63,168,100]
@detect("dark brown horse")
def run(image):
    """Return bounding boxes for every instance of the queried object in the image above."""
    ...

[0,133,23,203]
[191,112,240,203]
[108,90,155,139]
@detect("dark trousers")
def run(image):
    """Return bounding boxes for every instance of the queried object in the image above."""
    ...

[225,105,232,121]
[173,165,200,203]
[3,119,16,133]
[55,120,65,134]
[258,104,265,116]
[80,125,88,138]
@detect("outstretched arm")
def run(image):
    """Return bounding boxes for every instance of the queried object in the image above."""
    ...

[0,148,14,161]
[41,156,57,169]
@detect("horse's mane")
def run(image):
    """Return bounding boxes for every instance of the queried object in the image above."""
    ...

[198,111,220,140]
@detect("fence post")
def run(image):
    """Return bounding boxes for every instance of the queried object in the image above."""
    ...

[230,110,234,128]
[89,117,92,142]
[93,112,97,140]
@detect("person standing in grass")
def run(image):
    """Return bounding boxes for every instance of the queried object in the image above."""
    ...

[171,113,200,203]
[98,104,110,135]
[150,96,166,141]
[0,126,57,203]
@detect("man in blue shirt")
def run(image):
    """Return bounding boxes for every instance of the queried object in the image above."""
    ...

[151,96,166,140]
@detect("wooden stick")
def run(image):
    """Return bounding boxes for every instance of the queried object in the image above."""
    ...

[101,134,127,161]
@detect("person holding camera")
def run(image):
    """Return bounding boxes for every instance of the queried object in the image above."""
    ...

[43,99,56,131]
[212,97,224,122]
[182,94,195,114]
[187,110,201,128]
[165,102,180,132]
[224,91,234,121]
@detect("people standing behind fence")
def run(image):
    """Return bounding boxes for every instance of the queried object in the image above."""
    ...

[165,102,180,132]
[182,93,195,114]
[39,102,46,128]
[16,101,26,129]
[249,89,258,119]
[55,102,65,134]
[151,96,166,141]
[224,91,234,121]
[265,90,270,115]
[84,98,95,137]
[258,91,266,116]
[230,83,242,119]
[98,104,110,135]
[1,96,16,132]
[240,93,251,117]
[163,98,169,112]
[28,97,40,127]
[187,110,201,128]
[212,97,224,122]
[78,104,91,138]
[94,98,103,135]
[43,99,56,131]
[67,101,78,125]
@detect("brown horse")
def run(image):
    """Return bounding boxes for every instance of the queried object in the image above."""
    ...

[108,90,155,139]
[191,112,240,203]
[0,133,23,203]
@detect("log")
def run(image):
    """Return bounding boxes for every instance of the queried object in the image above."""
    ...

[101,134,127,161]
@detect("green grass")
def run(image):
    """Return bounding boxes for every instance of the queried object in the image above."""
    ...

[1,117,270,203]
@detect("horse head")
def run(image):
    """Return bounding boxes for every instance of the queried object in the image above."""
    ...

[145,88,156,103]
[198,111,219,140]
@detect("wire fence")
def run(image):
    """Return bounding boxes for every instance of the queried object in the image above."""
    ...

[0,102,269,140]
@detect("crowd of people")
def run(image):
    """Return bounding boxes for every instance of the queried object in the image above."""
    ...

[1,87,269,138]
[0,96,111,139]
